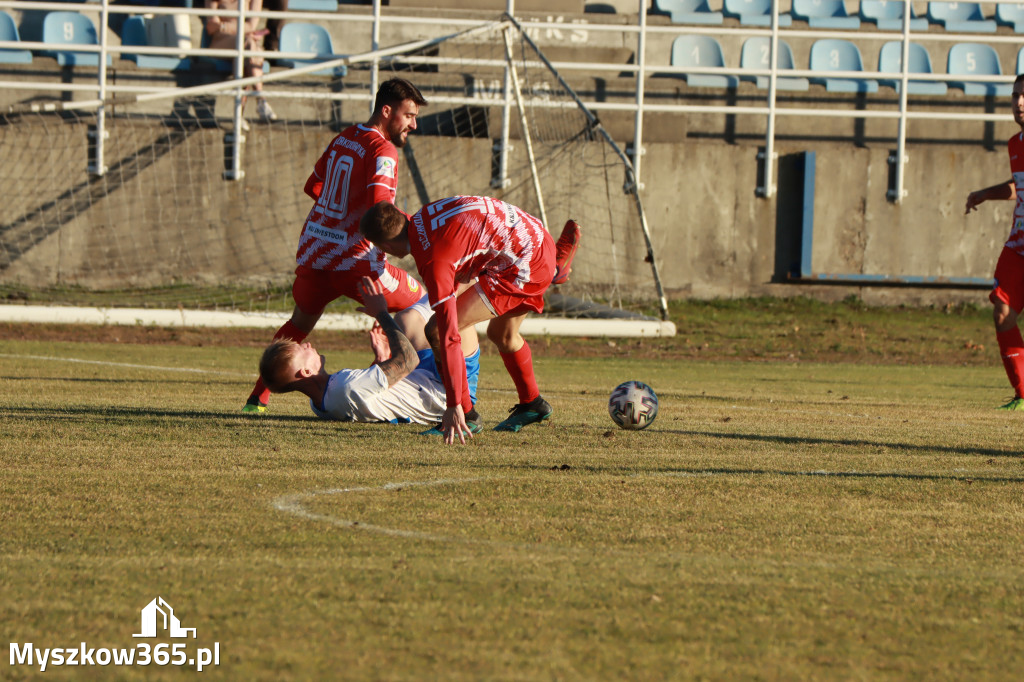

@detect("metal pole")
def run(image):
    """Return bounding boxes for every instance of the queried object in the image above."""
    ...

[760,0,779,198]
[631,0,646,190]
[502,26,546,226]
[92,0,109,176]
[227,0,246,180]
[371,0,381,116]
[494,0,515,189]
[891,0,911,204]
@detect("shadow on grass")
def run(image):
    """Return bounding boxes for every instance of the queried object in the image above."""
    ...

[662,428,1022,460]
[0,375,243,386]
[457,462,1024,484]
[651,467,1024,484]
[0,404,318,423]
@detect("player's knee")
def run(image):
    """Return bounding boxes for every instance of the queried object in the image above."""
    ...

[486,323,519,351]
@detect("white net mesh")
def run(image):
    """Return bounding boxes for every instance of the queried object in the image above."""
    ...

[0,19,664,317]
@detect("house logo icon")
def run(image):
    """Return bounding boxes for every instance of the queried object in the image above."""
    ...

[132,597,197,639]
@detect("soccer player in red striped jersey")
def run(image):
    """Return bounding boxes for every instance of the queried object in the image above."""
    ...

[965,74,1024,410]
[243,78,432,413]
[360,195,582,444]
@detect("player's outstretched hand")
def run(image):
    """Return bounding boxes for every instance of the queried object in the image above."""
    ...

[368,322,391,363]
[442,405,472,445]
[356,276,389,317]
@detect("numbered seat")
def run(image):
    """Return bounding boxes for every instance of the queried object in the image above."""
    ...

[926,1,996,32]
[121,16,191,71]
[792,0,861,29]
[859,0,929,30]
[877,42,947,95]
[809,39,878,93]
[739,37,808,91]
[723,0,792,26]
[669,35,737,88]
[277,22,346,76]
[996,3,1024,32]
[41,11,111,67]
[0,11,32,64]
[947,43,1011,96]
[652,0,724,24]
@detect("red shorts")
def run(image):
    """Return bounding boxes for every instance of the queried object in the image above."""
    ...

[475,231,556,317]
[292,263,423,315]
[990,246,1024,313]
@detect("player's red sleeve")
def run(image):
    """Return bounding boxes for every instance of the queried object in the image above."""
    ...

[418,250,471,411]
[365,144,399,206]
[433,297,470,411]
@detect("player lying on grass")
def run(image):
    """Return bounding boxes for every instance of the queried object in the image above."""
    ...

[258,277,480,429]
[359,195,580,444]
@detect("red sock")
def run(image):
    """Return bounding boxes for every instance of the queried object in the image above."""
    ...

[996,327,1024,398]
[248,320,307,404]
[500,342,539,404]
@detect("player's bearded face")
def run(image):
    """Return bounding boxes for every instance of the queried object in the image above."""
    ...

[386,100,420,148]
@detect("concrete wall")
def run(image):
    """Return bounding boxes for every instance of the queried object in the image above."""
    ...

[1,110,1013,307]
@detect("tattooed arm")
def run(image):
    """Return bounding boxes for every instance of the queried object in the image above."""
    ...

[358,277,420,387]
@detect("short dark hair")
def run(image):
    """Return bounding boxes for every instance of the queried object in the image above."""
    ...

[1015,73,1024,89]
[359,201,409,243]
[373,78,427,116]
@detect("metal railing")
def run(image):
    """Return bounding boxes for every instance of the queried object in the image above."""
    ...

[0,0,1018,199]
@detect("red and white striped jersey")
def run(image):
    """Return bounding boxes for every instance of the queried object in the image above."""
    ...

[1009,133,1024,255]
[409,195,548,409]
[410,195,547,305]
[296,124,399,271]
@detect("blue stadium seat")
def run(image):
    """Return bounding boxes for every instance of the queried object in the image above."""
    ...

[877,41,947,95]
[739,37,808,91]
[652,0,724,24]
[41,11,112,67]
[926,2,996,32]
[791,0,861,28]
[809,39,878,93]
[121,16,190,71]
[1017,46,1024,74]
[0,11,33,64]
[277,22,346,76]
[286,0,339,11]
[996,3,1024,32]
[859,0,929,30]
[722,0,792,27]
[947,43,1011,96]
[669,35,737,88]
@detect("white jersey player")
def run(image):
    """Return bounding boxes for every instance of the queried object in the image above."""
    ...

[258,277,479,429]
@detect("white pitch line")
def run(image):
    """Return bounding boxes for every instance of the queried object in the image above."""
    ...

[272,478,494,544]
[0,352,252,377]
[274,470,1018,547]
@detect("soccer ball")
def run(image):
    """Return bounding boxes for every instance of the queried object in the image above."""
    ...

[608,381,659,430]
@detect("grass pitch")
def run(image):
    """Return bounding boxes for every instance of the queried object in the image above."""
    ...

[2,328,1023,680]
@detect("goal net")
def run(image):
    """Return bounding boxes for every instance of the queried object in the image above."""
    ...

[0,16,669,326]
